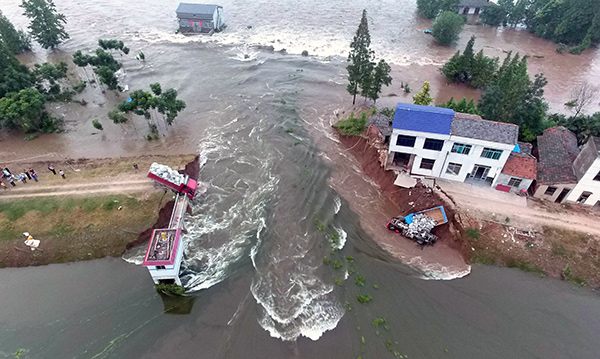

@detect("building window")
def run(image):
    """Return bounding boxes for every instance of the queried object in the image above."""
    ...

[420,158,435,170]
[577,192,592,203]
[507,177,522,188]
[446,162,462,175]
[396,135,416,147]
[594,171,600,181]
[451,143,472,155]
[423,138,444,151]
[544,186,557,196]
[481,148,503,160]
[156,265,166,270]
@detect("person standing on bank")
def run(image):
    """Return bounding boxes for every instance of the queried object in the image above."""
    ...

[48,165,56,175]
[24,170,31,180]
[7,177,15,187]
[59,170,66,179]
[29,168,38,182]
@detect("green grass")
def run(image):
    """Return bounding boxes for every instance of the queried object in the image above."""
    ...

[551,241,573,259]
[0,195,142,221]
[471,252,496,265]
[506,259,546,275]
[334,111,368,136]
[357,294,373,304]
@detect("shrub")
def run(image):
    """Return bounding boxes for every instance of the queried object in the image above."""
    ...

[155,283,185,295]
[431,11,466,46]
[323,258,331,265]
[466,227,480,241]
[357,294,373,303]
[556,43,567,54]
[334,111,367,136]
[506,259,546,275]
[73,81,87,93]
[355,276,365,286]
[92,119,103,130]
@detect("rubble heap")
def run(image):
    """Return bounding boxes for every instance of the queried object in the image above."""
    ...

[404,213,437,239]
[149,163,185,186]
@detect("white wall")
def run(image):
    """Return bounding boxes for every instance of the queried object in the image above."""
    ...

[496,173,534,193]
[389,129,514,184]
[147,237,186,286]
[565,158,600,205]
[533,184,574,203]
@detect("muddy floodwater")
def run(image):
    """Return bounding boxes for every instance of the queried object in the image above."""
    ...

[1,0,600,358]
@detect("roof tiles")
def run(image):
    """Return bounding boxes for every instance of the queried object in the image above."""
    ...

[450,113,518,145]
[536,126,579,185]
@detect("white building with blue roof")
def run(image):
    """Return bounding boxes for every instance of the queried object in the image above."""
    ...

[388,103,519,187]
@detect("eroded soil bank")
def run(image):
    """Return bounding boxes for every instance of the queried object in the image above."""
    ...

[337,130,600,287]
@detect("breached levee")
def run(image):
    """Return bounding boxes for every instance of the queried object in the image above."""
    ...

[251,268,345,341]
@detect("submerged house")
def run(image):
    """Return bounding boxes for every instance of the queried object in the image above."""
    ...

[176,3,225,34]
[455,0,495,23]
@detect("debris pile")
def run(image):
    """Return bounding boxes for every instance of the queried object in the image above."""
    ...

[387,213,438,246]
[149,163,185,186]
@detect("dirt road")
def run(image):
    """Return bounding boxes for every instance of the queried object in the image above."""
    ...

[437,180,600,237]
[0,179,157,200]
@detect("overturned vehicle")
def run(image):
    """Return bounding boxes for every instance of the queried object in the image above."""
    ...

[386,206,447,246]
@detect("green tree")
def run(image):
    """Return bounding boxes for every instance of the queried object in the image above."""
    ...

[0,10,31,54]
[413,81,434,106]
[439,97,481,114]
[0,87,45,132]
[481,4,507,26]
[478,53,548,140]
[553,112,600,145]
[431,11,466,46]
[158,88,186,125]
[366,59,392,103]
[417,0,456,19]
[347,10,374,105]
[21,0,69,49]
[0,43,34,97]
[470,50,499,88]
[150,82,162,96]
[108,109,127,124]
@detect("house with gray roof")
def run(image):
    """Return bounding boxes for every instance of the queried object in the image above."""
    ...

[534,127,600,206]
[456,0,496,23]
[176,3,225,34]
[387,102,519,187]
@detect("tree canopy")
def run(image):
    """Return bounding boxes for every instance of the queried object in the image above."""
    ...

[477,53,548,141]
[438,97,481,115]
[346,10,392,104]
[416,0,456,19]
[347,10,373,105]
[413,81,434,106]
[0,10,31,54]
[431,11,465,46]
[481,0,600,53]
[21,0,69,49]
[441,36,499,88]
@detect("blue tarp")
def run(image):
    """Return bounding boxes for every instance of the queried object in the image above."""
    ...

[404,206,447,225]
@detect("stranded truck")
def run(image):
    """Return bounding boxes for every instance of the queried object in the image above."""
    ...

[147,162,197,199]
[386,206,448,246]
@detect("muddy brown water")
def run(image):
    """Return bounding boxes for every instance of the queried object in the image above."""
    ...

[1,0,600,357]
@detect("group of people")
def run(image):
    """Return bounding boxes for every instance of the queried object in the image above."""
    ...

[1,165,66,190]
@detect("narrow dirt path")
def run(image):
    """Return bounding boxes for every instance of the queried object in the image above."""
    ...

[0,178,158,201]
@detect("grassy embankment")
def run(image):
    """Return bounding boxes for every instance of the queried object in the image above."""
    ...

[466,220,600,287]
[0,154,196,268]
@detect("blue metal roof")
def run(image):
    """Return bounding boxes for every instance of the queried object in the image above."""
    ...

[392,103,454,135]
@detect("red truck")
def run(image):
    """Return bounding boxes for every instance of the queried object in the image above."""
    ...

[148,170,198,199]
